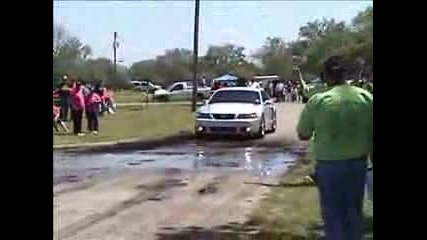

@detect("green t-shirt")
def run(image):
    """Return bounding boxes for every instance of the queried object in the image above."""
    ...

[297,85,373,160]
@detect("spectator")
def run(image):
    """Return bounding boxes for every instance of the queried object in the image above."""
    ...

[104,88,117,114]
[56,82,71,121]
[249,79,261,89]
[86,86,102,135]
[276,80,285,102]
[296,56,373,240]
[81,80,91,98]
[70,81,85,136]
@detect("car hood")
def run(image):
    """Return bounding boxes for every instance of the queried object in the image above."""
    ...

[199,103,263,115]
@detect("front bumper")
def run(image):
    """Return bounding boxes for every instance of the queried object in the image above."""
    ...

[195,118,261,136]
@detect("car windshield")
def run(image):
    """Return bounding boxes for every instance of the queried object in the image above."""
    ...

[209,90,260,104]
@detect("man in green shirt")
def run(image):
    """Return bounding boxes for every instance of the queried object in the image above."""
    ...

[296,56,373,240]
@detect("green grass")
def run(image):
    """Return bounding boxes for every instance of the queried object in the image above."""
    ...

[250,158,373,239]
[53,104,195,145]
[114,90,152,103]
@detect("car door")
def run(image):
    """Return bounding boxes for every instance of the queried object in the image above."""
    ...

[261,90,274,125]
[182,85,194,101]
[169,83,186,101]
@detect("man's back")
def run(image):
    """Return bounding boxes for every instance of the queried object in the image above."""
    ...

[298,85,373,160]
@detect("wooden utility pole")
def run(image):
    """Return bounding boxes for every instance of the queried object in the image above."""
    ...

[113,32,117,86]
[191,0,200,112]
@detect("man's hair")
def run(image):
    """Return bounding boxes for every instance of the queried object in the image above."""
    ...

[323,56,346,82]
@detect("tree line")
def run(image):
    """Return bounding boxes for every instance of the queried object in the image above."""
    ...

[53,6,372,88]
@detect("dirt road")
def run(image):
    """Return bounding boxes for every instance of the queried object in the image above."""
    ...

[54,103,305,240]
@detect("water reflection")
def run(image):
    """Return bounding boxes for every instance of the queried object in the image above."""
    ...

[54,144,298,185]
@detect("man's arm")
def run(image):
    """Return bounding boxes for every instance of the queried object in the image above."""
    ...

[296,98,316,140]
[293,67,309,93]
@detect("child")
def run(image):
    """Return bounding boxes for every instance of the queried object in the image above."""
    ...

[104,89,116,114]
[53,105,69,133]
[86,89,102,135]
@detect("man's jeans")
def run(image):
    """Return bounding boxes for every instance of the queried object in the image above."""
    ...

[316,157,367,240]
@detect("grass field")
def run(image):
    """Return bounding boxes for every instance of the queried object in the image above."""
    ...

[114,90,152,103]
[250,157,373,239]
[53,105,195,145]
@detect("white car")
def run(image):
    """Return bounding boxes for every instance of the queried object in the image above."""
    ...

[153,81,211,102]
[131,80,161,93]
[195,87,277,138]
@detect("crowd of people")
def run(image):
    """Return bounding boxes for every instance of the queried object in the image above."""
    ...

[242,78,305,103]
[266,79,305,103]
[53,78,116,136]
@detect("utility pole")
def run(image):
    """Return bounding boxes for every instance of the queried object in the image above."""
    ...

[113,32,118,87]
[191,0,200,112]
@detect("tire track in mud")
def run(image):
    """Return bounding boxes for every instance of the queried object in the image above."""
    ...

[163,174,259,228]
[56,178,187,240]
[54,182,96,197]
[156,180,267,240]
[62,173,234,240]
[154,174,231,226]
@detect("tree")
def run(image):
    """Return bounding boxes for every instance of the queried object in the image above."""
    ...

[129,59,159,81]
[53,24,94,79]
[204,44,247,75]
[289,9,373,77]
[253,37,293,77]
[53,6,373,88]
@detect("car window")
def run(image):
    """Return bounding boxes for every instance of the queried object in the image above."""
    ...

[261,90,270,102]
[170,84,184,92]
[209,90,261,104]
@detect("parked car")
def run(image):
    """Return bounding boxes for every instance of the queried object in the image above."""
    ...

[195,87,277,139]
[131,80,161,93]
[153,81,211,102]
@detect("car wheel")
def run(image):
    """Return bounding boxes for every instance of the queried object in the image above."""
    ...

[268,113,277,133]
[254,117,266,139]
[158,95,169,102]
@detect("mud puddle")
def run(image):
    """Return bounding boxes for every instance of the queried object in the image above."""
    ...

[54,143,298,185]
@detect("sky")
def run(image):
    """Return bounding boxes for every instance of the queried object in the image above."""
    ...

[54,1,372,66]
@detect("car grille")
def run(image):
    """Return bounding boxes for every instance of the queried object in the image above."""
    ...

[210,127,236,133]
[212,114,235,120]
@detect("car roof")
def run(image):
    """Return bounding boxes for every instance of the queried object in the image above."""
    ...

[215,87,261,92]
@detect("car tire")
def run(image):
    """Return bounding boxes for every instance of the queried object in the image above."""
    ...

[254,117,266,139]
[158,95,169,102]
[267,113,277,133]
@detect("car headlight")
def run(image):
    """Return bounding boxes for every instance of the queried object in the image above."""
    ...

[237,113,258,119]
[196,112,211,119]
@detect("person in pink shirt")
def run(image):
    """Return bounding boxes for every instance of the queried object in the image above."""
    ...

[70,80,85,136]
[86,86,103,134]
[103,88,116,114]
